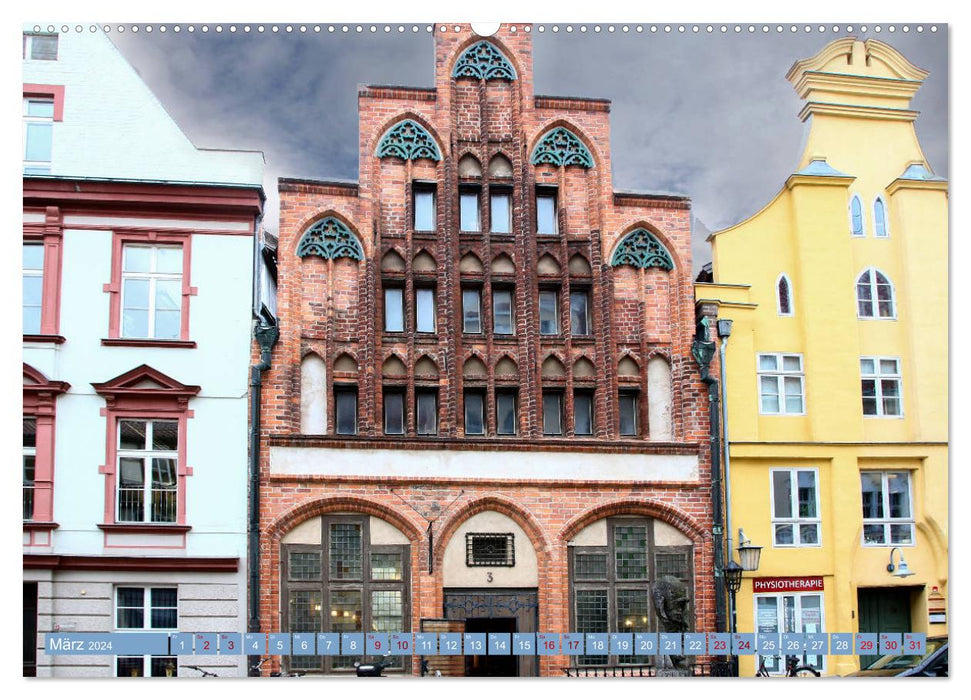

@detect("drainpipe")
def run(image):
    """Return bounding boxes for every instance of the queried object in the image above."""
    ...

[248,321,279,676]
[691,317,727,636]
[716,320,735,632]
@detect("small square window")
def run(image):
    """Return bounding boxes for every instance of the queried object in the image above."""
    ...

[466,533,515,566]
[757,353,805,415]
[24,34,58,61]
[860,356,902,417]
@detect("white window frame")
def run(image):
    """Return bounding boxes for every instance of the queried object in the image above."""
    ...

[753,592,827,675]
[848,193,865,237]
[23,33,58,60]
[856,267,897,320]
[23,97,54,174]
[861,471,915,547]
[23,242,45,335]
[756,353,806,416]
[873,196,890,238]
[769,468,822,547]
[120,244,184,339]
[114,586,178,678]
[116,420,179,524]
[776,273,794,317]
[860,356,903,418]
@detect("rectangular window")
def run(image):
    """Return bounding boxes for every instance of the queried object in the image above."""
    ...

[383,287,404,332]
[334,388,358,435]
[495,390,518,435]
[861,357,902,417]
[383,389,405,435]
[539,290,559,335]
[757,353,805,415]
[861,471,914,546]
[416,390,438,435]
[23,243,44,335]
[413,185,436,231]
[24,33,58,60]
[619,391,639,436]
[570,290,590,335]
[462,288,482,334]
[23,97,54,174]
[459,188,480,232]
[116,420,178,523]
[543,391,563,435]
[771,469,821,546]
[464,391,485,435]
[415,288,436,333]
[536,190,558,235]
[23,418,37,521]
[493,288,514,335]
[116,586,178,630]
[574,391,593,436]
[490,190,512,234]
[466,533,515,566]
[755,593,825,674]
[121,244,183,340]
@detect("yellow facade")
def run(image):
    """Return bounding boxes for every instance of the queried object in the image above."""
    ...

[697,38,948,676]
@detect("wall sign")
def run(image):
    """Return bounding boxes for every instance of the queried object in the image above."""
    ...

[753,576,824,593]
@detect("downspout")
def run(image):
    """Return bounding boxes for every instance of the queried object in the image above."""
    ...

[718,324,735,633]
[247,322,279,676]
[691,318,727,636]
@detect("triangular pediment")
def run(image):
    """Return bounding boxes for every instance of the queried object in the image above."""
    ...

[92,364,200,398]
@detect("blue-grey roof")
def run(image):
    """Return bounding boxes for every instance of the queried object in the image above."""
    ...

[900,163,947,181]
[793,159,851,177]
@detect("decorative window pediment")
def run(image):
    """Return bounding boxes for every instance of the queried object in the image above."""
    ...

[296,217,365,261]
[92,364,200,409]
[530,127,594,169]
[452,40,517,81]
[375,119,442,162]
[610,228,674,271]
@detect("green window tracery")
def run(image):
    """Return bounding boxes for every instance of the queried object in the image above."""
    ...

[452,40,517,81]
[530,127,594,169]
[610,228,674,271]
[375,119,441,162]
[296,217,364,261]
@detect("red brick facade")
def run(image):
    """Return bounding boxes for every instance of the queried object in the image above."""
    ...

[257,24,714,676]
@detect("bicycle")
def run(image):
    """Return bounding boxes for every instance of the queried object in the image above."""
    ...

[183,664,218,677]
[756,653,820,677]
[250,656,305,677]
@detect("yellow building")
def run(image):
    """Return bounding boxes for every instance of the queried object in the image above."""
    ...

[696,38,948,676]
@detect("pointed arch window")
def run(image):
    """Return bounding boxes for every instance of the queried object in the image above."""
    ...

[296,217,364,261]
[452,40,517,81]
[530,127,594,168]
[849,195,865,237]
[856,268,896,319]
[873,197,889,238]
[375,119,441,162]
[610,228,674,271]
[777,274,794,316]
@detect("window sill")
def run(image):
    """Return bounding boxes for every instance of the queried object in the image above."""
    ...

[102,338,197,348]
[23,521,60,531]
[23,334,66,344]
[98,523,192,534]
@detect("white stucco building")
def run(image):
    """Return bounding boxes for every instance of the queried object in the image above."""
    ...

[22,26,264,677]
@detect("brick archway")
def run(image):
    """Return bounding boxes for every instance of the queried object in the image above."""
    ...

[558,497,709,547]
[265,494,425,545]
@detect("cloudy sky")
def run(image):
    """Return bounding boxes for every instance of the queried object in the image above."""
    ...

[109,24,948,271]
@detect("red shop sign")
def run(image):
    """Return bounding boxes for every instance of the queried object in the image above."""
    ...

[753,576,824,593]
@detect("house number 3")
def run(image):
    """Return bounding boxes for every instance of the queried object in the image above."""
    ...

[486,571,493,583]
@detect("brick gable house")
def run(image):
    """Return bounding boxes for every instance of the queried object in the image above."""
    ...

[256,24,714,676]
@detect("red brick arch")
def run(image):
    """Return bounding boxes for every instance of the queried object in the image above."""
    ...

[432,494,552,572]
[558,497,709,546]
[265,495,425,545]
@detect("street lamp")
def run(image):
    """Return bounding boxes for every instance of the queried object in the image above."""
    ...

[737,529,763,572]
[724,560,743,594]
[724,531,762,677]
[887,547,915,578]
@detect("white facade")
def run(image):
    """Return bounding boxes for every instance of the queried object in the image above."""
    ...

[23,27,263,677]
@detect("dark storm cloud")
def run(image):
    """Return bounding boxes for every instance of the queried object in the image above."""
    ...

[110,25,947,272]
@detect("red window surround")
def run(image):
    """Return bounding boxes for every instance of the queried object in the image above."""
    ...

[23,364,70,541]
[92,364,200,531]
[23,83,65,122]
[23,206,65,343]
[102,230,198,348]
